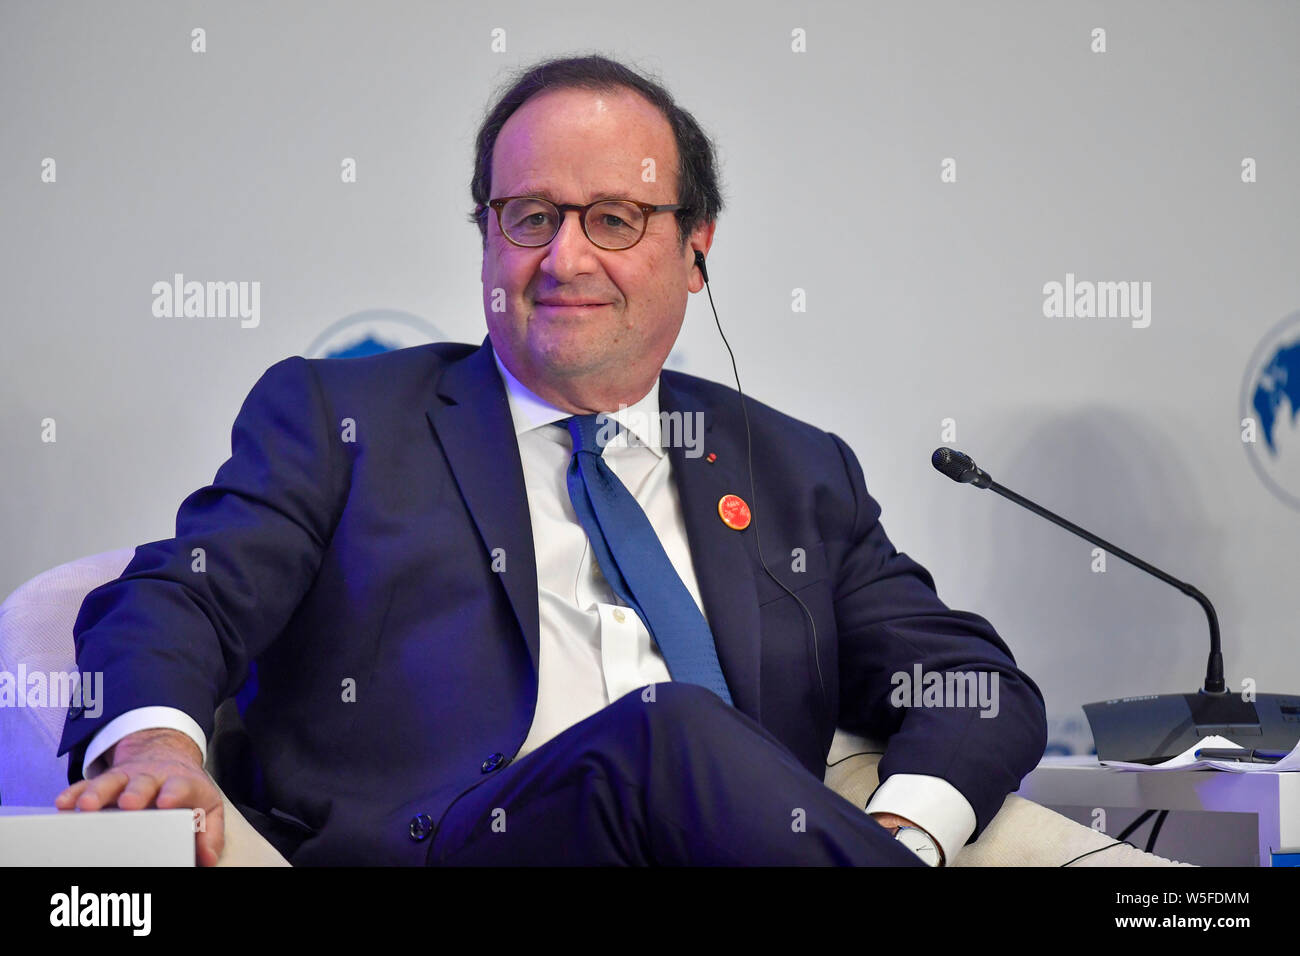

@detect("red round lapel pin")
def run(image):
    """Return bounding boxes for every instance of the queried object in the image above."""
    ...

[717,494,751,531]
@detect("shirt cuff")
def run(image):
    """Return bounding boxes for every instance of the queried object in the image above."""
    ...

[82,707,208,779]
[865,773,976,866]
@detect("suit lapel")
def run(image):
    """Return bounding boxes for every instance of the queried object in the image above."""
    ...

[659,374,762,723]
[426,337,541,673]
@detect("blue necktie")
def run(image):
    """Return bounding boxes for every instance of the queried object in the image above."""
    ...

[562,413,734,705]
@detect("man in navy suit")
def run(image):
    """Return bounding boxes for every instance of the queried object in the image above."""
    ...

[57,54,1047,866]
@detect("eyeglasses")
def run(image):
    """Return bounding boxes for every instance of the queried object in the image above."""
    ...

[485,196,686,250]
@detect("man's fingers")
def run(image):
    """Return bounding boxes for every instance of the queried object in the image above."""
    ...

[157,775,225,867]
[55,779,92,809]
[195,802,225,867]
[74,768,130,810]
[154,772,204,810]
[117,770,163,810]
[55,761,227,865]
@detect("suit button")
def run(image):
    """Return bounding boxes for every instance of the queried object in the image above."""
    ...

[409,813,435,842]
[67,706,85,720]
[481,752,506,773]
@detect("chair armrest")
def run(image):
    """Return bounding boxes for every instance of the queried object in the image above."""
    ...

[823,740,1191,867]
[215,792,291,867]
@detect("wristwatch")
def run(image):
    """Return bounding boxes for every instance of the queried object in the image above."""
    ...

[892,825,942,867]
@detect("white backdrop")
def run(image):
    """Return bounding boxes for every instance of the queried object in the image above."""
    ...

[3,0,1297,755]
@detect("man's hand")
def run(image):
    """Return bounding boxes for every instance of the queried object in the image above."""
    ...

[54,728,225,866]
[870,811,945,865]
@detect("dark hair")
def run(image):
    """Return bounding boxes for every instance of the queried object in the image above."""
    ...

[467,54,724,250]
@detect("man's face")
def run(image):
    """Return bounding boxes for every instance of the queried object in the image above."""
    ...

[481,86,712,409]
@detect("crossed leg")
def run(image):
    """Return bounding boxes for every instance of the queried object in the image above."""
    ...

[429,681,926,866]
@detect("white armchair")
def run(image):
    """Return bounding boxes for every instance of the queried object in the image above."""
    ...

[0,549,1187,866]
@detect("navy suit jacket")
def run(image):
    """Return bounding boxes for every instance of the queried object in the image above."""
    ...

[59,336,1047,865]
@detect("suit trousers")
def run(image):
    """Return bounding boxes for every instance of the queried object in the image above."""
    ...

[427,681,928,866]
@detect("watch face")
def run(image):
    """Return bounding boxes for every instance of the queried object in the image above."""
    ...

[895,826,941,866]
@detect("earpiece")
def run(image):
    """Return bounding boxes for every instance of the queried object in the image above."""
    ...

[693,250,709,283]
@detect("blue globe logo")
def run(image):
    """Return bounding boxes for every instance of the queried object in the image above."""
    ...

[304,309,445,359]
[1242,310,1300,510]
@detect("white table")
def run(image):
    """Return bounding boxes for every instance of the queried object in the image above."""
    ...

[0,807,195,866]
[1016,756,1300,866]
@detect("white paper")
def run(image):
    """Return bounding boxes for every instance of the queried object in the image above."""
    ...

[1101,734,1300,772]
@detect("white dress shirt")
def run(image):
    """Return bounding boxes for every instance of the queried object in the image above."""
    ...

[83,349,975,862]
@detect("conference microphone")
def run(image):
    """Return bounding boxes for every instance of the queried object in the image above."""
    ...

[931,447,992,489]
[931,446,1300,763]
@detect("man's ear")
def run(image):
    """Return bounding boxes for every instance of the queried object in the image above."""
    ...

[687,220,717,294]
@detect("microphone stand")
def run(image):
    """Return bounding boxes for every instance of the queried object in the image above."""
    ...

[932,447,1300,763]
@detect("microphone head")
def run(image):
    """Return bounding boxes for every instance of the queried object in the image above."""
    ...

[932,447,991,487]
[931,446,973,481]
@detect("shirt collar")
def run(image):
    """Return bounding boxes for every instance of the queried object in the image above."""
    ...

[492,345,665,456]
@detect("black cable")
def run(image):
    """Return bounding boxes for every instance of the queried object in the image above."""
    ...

[1061,841,1139,867]
[699,266,829,718]
[1116,809,1156,842]
[825,750,885,768]
[1144,809,1169,854]
[1111,807,1171,857]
